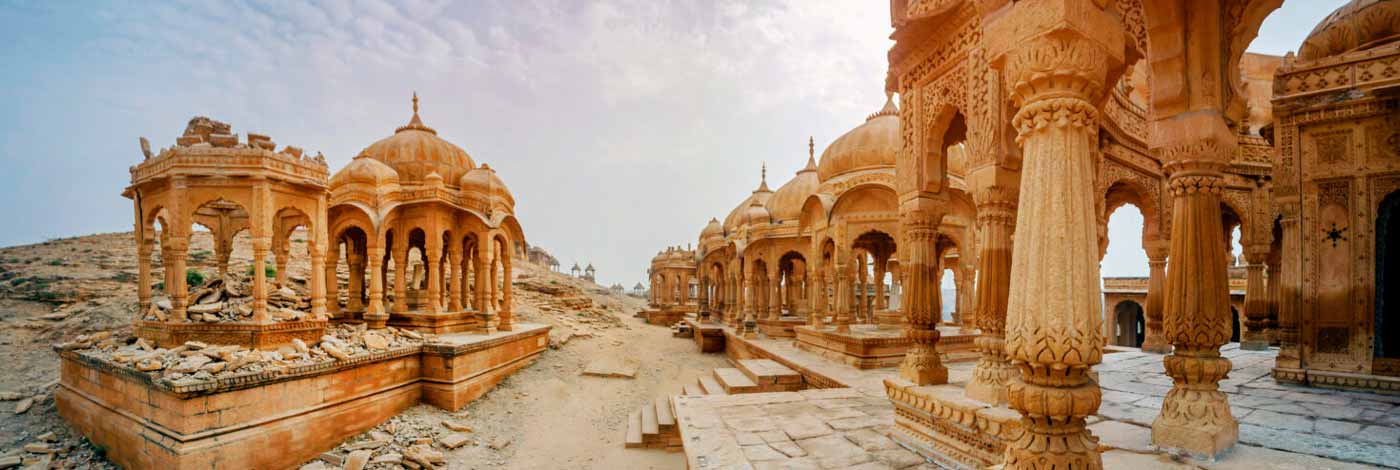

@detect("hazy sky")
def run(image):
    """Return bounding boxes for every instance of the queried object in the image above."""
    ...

[0,0,1346,287]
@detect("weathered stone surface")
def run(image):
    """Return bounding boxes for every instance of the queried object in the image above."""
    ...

[341,450,371,470]
[438,433,470,449]
[581,357,639,378]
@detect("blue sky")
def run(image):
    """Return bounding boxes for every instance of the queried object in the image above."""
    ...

[0,0,1347,287]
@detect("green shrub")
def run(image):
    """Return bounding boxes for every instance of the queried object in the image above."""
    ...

[153,281,164,292]
[186,269,205,287]
[10,277,27,286]
[246,262,276,279]
[47,259,63,266]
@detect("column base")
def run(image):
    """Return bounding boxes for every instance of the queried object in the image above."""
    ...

[1239,340,1270,351]
[965,361,1013,404]
[1140,333,1171,354]
[1151,415,1238,460]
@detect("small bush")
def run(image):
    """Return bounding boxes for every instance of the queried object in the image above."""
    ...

[111,272,137,283]
[10,277,27,286]
[47,259,63,266]
[190,250,211,261]
[153,281,164,292]
[247,262,276,279]
[186,269,205,287]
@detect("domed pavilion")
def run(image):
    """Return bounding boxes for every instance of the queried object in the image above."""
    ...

[326,94,526,333]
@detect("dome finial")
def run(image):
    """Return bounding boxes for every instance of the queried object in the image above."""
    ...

[412,91,419,115]
[397,91,436,134]
[805,136,817,170]
[755,162,771,192]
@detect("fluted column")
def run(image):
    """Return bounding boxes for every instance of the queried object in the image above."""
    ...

[274,240,289,286]
[743,267,758,337]
[1141,240,1171,353]
[500,253,513,331]
[1152,133,1239,457]
[811,265,826,328]
[366,246,387,328]
[874,256,887,312]
[393,243,409,314]
[984,2,1123,466]
[1241,244,1271,350]
[251,236,271,322]
[770,268,782,320]
[966,185,1016,404]
[898,199,947,385]
[1274,199,1302,370]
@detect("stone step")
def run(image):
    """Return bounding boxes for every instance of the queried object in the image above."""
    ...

[697,376,729,395]
[735,359,801,387]
[682,383,705,396]
[712,367,759,394]
[655,397,675,433]
[624,409,643,448]
[641,401,659,436]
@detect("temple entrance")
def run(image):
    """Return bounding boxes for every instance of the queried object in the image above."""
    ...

[1376,190,1400,375]
[1113,300,1145,347]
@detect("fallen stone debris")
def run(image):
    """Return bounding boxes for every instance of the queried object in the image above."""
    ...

[141,274,313,323]
[57,324,434,386]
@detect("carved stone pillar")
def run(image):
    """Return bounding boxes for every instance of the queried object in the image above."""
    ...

[366,246,387,328]
[898,198,947,385]
[325,245,340,315]
[770,269,782,320]
[743,268,758,338]
[874,256,888,312]
[1141,240,1171,353]
[448,246,464,311]
[393,244,409,314]
[347,254,365,311]
[251,236,271,322]
[811,266,826,328]
[168,236,191,322]
[966,185,1016,404]
[274,241,289,286]
[500,254,514,331]
[1241,245,1271,350]
[1274,199,1302,370]
[426,246,442,314]
[476,241,497,333]
[833,259,852,333]
[984,1,1123,466]
[310,246,326,320]
[1152,132,1239,457]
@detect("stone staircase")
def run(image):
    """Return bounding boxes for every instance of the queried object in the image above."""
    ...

[624,359,804,450]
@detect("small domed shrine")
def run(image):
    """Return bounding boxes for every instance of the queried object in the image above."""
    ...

[327,93,526,333]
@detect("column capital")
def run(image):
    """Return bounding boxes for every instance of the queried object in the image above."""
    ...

[1143,239,1170,262]
[1155,112,1238,167]
[984,0,1124,107]
[250,236,272,251]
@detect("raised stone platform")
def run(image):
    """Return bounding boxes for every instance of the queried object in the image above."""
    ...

[56,324,549,469]
[686,319,726,353]
[794,324,978,369]
[135,319,328,350]
[641,305,693,326]
[386,309,483,334]
[757,317,806,338]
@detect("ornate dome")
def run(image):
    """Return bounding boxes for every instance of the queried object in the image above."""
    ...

[817,95,899,182]
[700,218,723,239]
[723,166,774,233]
[743,199,771,227]
[459,164,515,210]
[1299,0,1400,62]
[767,140,820,222]
[330,154,400,188]
[360,93,476,184]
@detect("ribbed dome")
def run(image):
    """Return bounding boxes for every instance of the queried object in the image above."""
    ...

[1298,0,1400,61]
[817,96,898,182]
[723,166,774,232]
[330,154,400,188]
[459,164,514,209]
[743,199,771,227]
[767,152,820,222]
[360,94,476,184]
[700,218,723,239]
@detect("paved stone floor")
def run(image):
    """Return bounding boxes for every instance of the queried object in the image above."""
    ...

[1096,344,1400,468]
[678,331,1399,469]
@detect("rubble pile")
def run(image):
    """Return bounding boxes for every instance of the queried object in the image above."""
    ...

[513,275,624,330]
[58,325,435,386]
[142,274,312,323]
[302,411,499,470]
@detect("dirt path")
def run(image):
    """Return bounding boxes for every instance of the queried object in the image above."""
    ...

[485,314,729,470]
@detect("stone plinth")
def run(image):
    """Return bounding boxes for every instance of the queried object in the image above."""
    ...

[387,309,482,334]
[756,317,805,338]
[56,324,549,470]
[686,319,726,353]
[884,379,1023,469]
[794,324,977,369]
[135,319,328,350]
[642,305,690,326]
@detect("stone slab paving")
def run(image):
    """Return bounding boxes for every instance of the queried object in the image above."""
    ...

[1097,344,1400,468]
[674,388,936,470]
[690,332,1398,469]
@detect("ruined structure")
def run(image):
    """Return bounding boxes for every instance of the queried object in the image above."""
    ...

[57,97,548,469]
